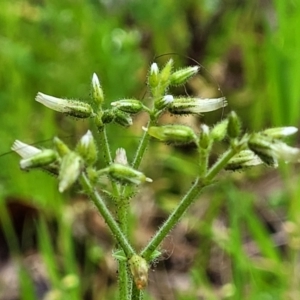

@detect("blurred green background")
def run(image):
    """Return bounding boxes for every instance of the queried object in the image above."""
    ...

[1,0,300,299]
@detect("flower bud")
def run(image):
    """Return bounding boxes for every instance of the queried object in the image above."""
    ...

[262,127,298,139]
[211,119,228,141]
[159,59,173,92]
[76,130,98,166]
[91,73,104,105]
[227,111,241,139]
[19,149,58,170]
[114,148,128,165]
[58,151,83,192]
[36,92,93,118]
[100,163,152,185]
[225,150,263,171]
[154,95,174,110]
[170,66,199,86]
[111,99,144,114]
[114,110,133,127]
[129,255,148,290]
[101,109,115,124]
[248,134,277,166]
[148,62,159,89]
[168,97,227,115]
[146,125,197,145]
[199,124,210,149]
[53,137,70,157]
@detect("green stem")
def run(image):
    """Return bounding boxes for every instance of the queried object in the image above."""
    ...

[141,137,248,261]
[132,120,153,169]
[131,282,143,300]
[141,178,203,261]
[79,173,135,257]
[198,145,210,178]
[97,127,119,195]
[97,127,130,298]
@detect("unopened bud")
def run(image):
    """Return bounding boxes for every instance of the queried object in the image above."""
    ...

[159,59,173,92]
[58,152,83,192]
[101,109,115,124]
[92,73,104,105]
[145,125,197,145]
[211,119,228,141]
[148,63,159,89]
[53,137,70,157]
[227,111,241,139]
[129,255,149,290]
[154,95,174,110]
[19,149,58,170]
[170,66,199,86]
[114,148,128,165]
[76,130,97,166]
[199,124,210,149]
[114,110,133,127]
[36,92,93,119]
[248,134,277,166]
[225,150,263,171]
[111,99,144,114]
[100,163,152,185]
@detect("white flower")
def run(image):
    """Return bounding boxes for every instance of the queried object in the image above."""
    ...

[11,140,41,158]
[162,95,174,104]
[35,92,93,118]
[169,97,227,114]
[114,148,128,165]
[271,142,300,163]
[76,130,97,166]
[263,126,298,138]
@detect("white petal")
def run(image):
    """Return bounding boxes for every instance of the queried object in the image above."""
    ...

[11,140,41,158]
[35,92,69,113]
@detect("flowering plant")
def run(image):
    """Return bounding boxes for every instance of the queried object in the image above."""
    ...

[12,60,300,299]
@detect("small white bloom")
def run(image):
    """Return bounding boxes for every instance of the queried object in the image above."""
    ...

[36,92,93,118]
[114,148,128,165]
[150,63,159,75]
[169,97,227,114]
[271,142,300,163]
[263,126,298,138]
[162,95,174,104]
[92,73,104,104]
[11,140,41,158]
[92,73,100,88]
[80,130,93,148]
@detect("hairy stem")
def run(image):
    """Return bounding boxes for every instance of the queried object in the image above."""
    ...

[141,178,203,261]
[141,137,247,261]
[97,127,131,298]
[80,173,135,257]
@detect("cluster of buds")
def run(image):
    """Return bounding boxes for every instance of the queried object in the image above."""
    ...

[12,131,98,192]
[226,126,300,171]
[12,131,152,192]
